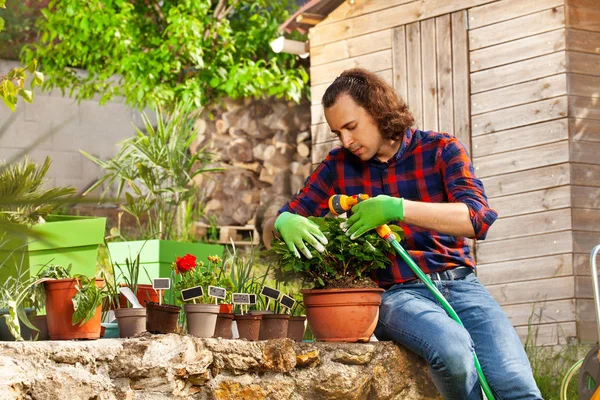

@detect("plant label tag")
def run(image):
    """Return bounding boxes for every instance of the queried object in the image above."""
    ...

[261,286,280,300]
[208,285,226,299]
[280,294,295,310]
[181,285,204,301]
[153,278,171,290]
[249,294,257,305]
[232,293,250,304]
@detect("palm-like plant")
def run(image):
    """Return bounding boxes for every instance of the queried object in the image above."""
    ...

[81,101,222,241]
[0,156,76,233]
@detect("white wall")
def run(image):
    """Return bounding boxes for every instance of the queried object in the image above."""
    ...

[0,59,147,192]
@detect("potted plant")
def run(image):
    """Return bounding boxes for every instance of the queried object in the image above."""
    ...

[0,236,42,341]
[0,157,105,281]
[173,253,222,338]
[33,265,106,340]
[287,295,306,342]
[81,101,224,291]
[109,253,147,338]
[223,243,266,341]
[269,216,402,342]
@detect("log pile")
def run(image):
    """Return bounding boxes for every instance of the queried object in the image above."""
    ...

[192,97,313,238]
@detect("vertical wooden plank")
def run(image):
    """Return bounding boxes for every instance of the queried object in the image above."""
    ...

[392,27,408,103]
[436,14,454,133]
[421,18,439,131]
[451,10,471,152]
[406,22,423,129]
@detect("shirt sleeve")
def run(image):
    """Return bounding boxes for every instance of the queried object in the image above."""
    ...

[440,137,498,240]
[278,152,336,217]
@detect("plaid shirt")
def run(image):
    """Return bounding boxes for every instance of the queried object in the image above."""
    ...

[278,128,498,286]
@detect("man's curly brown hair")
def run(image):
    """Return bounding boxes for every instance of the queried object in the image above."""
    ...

[322,68,415,141]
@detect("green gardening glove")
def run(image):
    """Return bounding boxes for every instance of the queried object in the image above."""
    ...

[275,212,328,259]
[344,195,404,239]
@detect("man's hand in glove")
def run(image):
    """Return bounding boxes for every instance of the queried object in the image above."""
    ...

[344,195,404,239]
[274,212,328,259]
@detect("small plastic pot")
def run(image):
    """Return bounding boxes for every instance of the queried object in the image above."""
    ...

[213,313,234,339]
[146,302,181,334]
[234,314,262,341]
[101,322,120,338]
[287,316,307,342]
[114,307,146,338]
[184,304,220,338]
[259,314,290,340]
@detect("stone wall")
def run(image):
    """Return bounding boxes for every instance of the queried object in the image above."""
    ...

[0,335,441,400]
[193,98,312,233]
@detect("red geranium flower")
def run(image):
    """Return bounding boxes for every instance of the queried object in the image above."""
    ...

[175,254,197,274]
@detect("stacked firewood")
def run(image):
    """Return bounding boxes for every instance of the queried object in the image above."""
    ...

[191,97,313,233]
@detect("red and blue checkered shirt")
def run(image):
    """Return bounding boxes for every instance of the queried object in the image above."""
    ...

[278,128,498,286]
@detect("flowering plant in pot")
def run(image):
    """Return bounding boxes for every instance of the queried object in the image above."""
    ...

[173,253,223,338]
[269,216,402,342]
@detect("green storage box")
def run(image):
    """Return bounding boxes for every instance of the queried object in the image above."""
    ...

[107,240,225,285]
[28,215,107,277]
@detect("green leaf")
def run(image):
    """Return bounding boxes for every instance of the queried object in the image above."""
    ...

[33,71,44,86]
[19,90,33,103]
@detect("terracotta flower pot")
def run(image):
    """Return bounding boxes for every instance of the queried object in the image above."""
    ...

[146,302,181,334]
[114,308,147,338]
[301,288,384,342]
[287,316,307,342]
[184,304,220,338]
[219,303,233,314]
[234,314,262,341]
[119,284,161,307]
[213,313,234,339]
[259,314,290,340]
[45,278,104,340]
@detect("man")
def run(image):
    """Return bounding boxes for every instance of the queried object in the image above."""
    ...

[263,68,541,399]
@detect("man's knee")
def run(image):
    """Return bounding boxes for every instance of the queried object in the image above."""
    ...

[428,332,475,380]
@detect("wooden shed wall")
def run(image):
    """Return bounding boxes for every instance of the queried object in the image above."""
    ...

[307,0,600,346]
[467,0,574,347]
[565,0,600,344]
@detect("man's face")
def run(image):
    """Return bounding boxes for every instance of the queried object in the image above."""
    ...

[324,94,384,162]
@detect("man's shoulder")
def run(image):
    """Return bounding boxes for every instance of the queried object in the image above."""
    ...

[414,129,455,144]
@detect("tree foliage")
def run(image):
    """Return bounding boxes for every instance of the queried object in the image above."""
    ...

[24,0,309,109]
[0,0,45,111]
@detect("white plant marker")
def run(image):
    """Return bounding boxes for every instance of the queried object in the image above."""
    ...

[120,287,143,308]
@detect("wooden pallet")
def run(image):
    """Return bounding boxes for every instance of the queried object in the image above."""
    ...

[218,225,260,246]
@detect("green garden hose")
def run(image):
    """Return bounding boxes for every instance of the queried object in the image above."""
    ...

[560,358,583,400]
[387,237,496,400]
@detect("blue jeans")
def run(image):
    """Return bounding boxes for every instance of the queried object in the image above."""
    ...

[374,273,542,400]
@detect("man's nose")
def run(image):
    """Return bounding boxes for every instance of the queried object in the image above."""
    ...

[339,131,353,148]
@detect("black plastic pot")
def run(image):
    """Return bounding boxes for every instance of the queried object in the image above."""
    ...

[0,308,34,341]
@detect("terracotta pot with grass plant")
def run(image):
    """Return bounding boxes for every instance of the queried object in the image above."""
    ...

[269,217,403,342]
